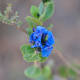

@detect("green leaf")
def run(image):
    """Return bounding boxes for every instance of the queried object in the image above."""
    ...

[43,65,51,78]
[20,44,35,55]
[24,65,42,78]
[59,66,77,78]
[46,24,53,30]
[38,2,44,16]
[30,5,39,18]
[39,53,47,62]
[23,53,41,62]
[42,3,54,21]
[27,28,33,36]
[27,16,43,25]
[58,66,68,77]
[35,75,47,80]
[44,1,55,6]
[68,68,77,78]
[26,17,37,28]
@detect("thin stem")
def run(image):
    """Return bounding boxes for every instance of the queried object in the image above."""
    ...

[34,51,38,67]
[34,61,37,67]
[39,5,46,21]
[10,24,27,34]
[54,47,80,76]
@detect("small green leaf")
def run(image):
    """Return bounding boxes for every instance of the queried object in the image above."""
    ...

[58,66,68,77]
[68,68,77,78]
[42,3,54,21]
[26,17,37,28]
[38,2,44,16]
[24,65,42,78]
[27,16,43,25]
[44,1,55,6]
[35,75,47,80]
[39,53,47,62]
[23,53,41,62]
[30,5,39,18]
[27,28,33,36]
[46,24,53,29]
[43,65,51,78]
[20,44,35,55]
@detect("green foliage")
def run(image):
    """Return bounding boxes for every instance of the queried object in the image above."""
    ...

[26,17,37,28]
[68,68,77,78]
[44,1,55,5]
[58,66,77,78]
[42,0,51,4]
[58,66,68,77]
[30,6,39,18]
[20,44,41,62]
[23,53,41,62]
[1,1,78,80]
[27,16,43,25]
[0,1,57,79]
[35,65,52,80]
[43,65,51,78]
[17,20,22,27]
[24,65,42,78]
[0,4,22,27]
[42,3,54,21]
[20,44,35,55]
[46,24,53,30]
[38,2,44,16]
[35,75,47,80]
[39,53,47,62]
[27,28,33,36]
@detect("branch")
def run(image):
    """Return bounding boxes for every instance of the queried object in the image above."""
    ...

[10,24,27,34]
[54,47,80,76]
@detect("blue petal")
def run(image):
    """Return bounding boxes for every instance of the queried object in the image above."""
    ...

[36,26,48,35]
[42,49,51,57]
[46,51,51,57]
[31,36,42,48]
[48,31,55,45]
[42,28,48,35]
[48,37,55,45]
[36,26,44,31]
[42,50,47,57]
[48,31,52,36]
[29,33,35,43]
[41,45,53,57]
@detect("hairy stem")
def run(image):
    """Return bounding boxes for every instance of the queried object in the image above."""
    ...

[10,24,27,34]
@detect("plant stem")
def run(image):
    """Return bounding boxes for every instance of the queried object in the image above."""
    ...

[34,61,37,67]
[10,24,27,34]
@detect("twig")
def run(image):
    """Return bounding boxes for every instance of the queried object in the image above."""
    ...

[10,24,27,34]
[34,61,38,67]
[54,47,80,76]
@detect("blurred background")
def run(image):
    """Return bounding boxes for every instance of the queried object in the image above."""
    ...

[0,0,80,80]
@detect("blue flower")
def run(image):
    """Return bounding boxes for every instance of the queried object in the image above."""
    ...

[42,45,53,57]
[36,26,48,35]
[29,26,55,57]
[47,31,55,45]
[31,36,42,48]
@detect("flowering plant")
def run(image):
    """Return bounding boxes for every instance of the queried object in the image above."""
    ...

[30,26,55,57]
[0,0,80,80]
